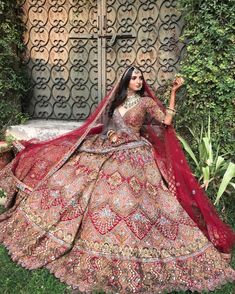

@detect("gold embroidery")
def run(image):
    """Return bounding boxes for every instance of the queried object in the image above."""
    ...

[129,176,141,193]
[107,171,122,187]
[75,238,210,261]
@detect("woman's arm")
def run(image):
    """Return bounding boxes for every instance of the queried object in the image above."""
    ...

[163,77,184,125]
[145,77,184,126]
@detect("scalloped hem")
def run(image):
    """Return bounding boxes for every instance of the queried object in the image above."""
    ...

[1,231,235,294]
[45,247,235,294]
[47,265,235,294]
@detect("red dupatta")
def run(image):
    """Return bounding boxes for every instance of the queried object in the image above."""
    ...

[10,75,235,254]
[144,82,235,253]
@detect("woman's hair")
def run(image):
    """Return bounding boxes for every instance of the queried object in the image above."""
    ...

[109,66,146,117]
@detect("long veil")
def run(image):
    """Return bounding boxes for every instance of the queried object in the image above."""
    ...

[7,73,235,254]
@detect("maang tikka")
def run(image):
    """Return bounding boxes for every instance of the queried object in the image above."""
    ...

[122,66,141,79]
[132,67,141,76]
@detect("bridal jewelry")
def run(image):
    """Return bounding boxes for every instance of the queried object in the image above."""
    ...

[122,66,141,79]
[133,67,141,76]
[166,107,176,116]
[123,94,141,109]
[107,130,115,138]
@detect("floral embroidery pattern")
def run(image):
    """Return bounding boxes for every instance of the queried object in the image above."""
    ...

[0,97,234,293]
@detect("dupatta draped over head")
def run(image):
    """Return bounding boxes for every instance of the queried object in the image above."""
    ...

[11,67,235,254]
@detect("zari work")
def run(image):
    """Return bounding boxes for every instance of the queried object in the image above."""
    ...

[0,97,234,293]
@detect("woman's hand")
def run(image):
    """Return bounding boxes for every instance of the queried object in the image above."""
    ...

[172,77,184,92]
[109,133,119,144]
[163,76,184,125]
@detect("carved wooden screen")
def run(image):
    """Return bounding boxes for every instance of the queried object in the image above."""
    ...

[22,0,184,120]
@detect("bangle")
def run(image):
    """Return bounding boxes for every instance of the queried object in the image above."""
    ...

[166,109,176,116]
[107,130,115,138]
[166,107,176,113]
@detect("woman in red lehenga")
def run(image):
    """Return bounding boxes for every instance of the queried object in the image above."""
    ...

[0,66,234,293]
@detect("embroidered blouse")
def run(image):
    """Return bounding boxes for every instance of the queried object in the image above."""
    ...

[79,97,165,153]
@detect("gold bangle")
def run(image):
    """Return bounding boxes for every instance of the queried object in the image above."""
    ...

[166,109,176,116]
[166,107,176,113]
[107,130,115,138]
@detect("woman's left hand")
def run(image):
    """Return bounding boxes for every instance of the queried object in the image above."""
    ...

[172,77,184,92]
[109,133,119,144]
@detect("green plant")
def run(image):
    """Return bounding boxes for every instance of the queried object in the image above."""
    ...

[177,116,235,205]
[4,134,17,147]
[0,188,7,199]
[0,0,29,139]
[177,0,235,156]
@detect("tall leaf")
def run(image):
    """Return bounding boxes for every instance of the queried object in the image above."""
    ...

[214,162,235,204]
[177,134,200,169]
[202,166,210,190]
[202,137,213,165]
[215,155,225,173]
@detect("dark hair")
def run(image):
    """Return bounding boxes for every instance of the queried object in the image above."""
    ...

[109,66,145,117]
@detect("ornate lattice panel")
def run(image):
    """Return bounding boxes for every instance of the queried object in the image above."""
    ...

[22,0,184,120]
[105,0,184,91]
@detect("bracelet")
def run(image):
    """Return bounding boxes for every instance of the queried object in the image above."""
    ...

[166,107,176,113]
[166,109,176,116]
[107,130,115,138]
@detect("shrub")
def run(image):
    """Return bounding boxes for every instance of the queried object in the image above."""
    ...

[0,0,29,139]
[176,0,235,157]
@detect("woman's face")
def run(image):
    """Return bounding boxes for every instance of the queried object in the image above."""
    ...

[128,69,143,93]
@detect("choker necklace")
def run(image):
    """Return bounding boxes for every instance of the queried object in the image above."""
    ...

[123,94,141,109]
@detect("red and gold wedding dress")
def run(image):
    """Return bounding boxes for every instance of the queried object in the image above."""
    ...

[0,82,234,293]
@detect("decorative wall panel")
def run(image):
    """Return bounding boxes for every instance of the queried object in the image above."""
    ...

[22,0,184,120]
[105,0,184,92]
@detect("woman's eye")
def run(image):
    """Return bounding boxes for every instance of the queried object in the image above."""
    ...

[131,76,137,80]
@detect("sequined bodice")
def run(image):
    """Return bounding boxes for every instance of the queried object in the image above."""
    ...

[113,97,164,137]
[114,105,145,136]
[79,97,165,154]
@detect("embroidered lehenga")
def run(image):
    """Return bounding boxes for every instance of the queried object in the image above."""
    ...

[0,77,234,293]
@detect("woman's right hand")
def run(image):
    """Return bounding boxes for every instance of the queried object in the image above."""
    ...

[172,77,184,92]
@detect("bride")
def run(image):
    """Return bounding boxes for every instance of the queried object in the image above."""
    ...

[0,66,234,293]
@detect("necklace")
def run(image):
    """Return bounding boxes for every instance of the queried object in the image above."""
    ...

[123,94,141,109]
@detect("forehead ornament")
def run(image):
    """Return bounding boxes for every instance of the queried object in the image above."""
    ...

[122,66,141,79]
[132,67,141,75]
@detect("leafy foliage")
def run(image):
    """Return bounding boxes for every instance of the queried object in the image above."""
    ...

[0,0,29,139]
[176,0,235,233]
[177,116,235,206]
[176,0,235,156]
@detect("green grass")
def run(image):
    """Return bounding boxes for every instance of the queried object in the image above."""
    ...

[0,204,234,294]
[0,245,69,294]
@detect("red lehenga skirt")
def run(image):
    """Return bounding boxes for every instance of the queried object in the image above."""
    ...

[0,135,234,293]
